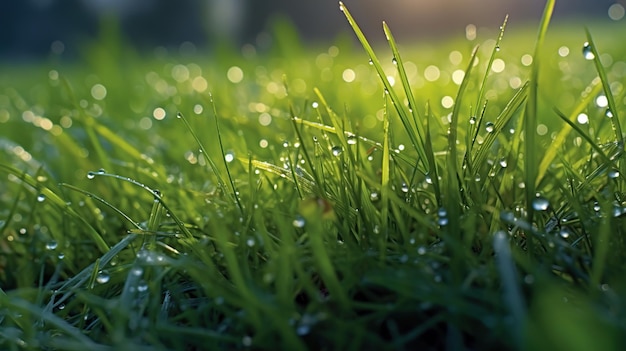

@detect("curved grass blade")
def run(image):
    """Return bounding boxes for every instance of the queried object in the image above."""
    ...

[339,2,427,174]
[81,171,194,239]
[0,164,109,253]
[472,82,529,169]
[59,183,143,229]
[584,30,623,146]
[537,79,603,184]
[474,16,508,117]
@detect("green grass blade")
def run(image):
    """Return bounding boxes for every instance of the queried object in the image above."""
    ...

[584,29,623,146]
[0,164,110,253]
[474,16,508,117]
[339,2,427,173]
[207,94,245,215]
[525,0,555,242]
[537,79,603,183]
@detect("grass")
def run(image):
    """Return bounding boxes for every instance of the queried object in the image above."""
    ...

[1,2,626,350]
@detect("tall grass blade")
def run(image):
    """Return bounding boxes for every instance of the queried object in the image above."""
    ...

[524,0,555,245]
[339,2,428,174]
[584,30,623,146]
[383,21,440,198]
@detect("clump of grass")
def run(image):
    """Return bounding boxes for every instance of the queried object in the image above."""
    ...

[1,1,626,350]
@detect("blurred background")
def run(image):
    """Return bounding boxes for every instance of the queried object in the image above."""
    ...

[0,0,623,60]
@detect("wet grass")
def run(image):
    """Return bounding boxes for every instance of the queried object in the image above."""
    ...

[1,2,626,350]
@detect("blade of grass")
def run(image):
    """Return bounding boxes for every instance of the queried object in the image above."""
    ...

[207,94,244,215]
[537,79,603,184]
[584,30,623,146]
[525,0,556,247]
[474,16,509,117]
[339,2,428,174]
[383,21,440,201]
[0,164,109,253]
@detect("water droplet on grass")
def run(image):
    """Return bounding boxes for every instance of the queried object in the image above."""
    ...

[246,238,255,247]
[46,240,58,250]
[331,146,343,156]
[532,196,550,211]
[609,169,620,179]
[605,109,614,118]
[559,229,570,239]
[401,183,409,193]
[137,281,149,292]
[499,158,508,168]
[36,194,45,202]
[469,116,476,124]
[582,42,595,60]
[347,135,357,145]
[292,216,305,228]
[224,151,235,163]
[130,267,144,277]
[370,191,379,202]
[296,324,311,336]
[87,172,95,179]
[96,271,110,284]
[485,122,495,133]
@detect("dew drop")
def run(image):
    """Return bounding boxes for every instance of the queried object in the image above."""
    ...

[582,42,595,60]
[469,116,476,125]
[532,196,550,211]
[87,172,95,180]
[130,266,144,277]
[224,151,235,163]
[499,158,508,168]
[242,336,252,347]
[296,325,311,336]
[347,135,357,145]
[605,109,614,118]
[292,216,306,228]
[46,240,58,250]
[331,146,343,156]
[311,101,319,109]
[246,238,255,247]
[36,194,46,202]
[392,57,398,65]
[57,253,65,260]
[96,271,110,284]
[559,229,570,239]
[417,246,427,255]
[401,183,409,193]
[425,174,433,184]
[137,280,149,292]
[593,202,601,212]
[370,191,379,202]
[368,59,374,65]
[609,169,620,179]
[485,122,495,133]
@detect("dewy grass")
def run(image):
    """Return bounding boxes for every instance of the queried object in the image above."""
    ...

[1,1,626,350]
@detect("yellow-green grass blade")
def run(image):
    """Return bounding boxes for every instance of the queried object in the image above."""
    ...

[537,79,603,185]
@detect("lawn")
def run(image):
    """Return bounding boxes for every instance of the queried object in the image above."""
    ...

[1,2,626,350]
